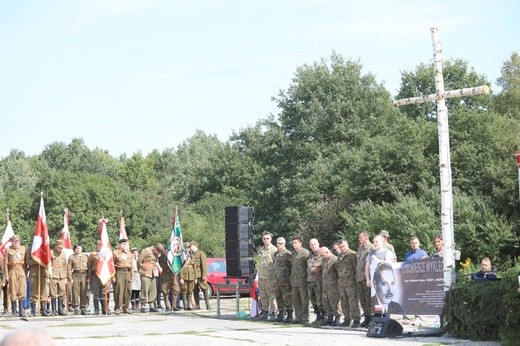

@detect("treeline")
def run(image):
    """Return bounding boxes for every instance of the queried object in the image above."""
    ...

[1,52,520,269]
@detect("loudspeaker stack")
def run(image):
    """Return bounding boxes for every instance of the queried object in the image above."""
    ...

[225,206,255,278]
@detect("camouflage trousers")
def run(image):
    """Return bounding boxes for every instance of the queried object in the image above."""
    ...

[258,277,277,313]
[273,281,292,311]
[322,285,340,317]
[339,284,360,321]
[307,281,323,313]
[356,280,371,317]
[291,284,309,322]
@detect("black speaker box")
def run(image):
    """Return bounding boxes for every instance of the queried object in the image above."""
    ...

[225,240,253,259]
[225,206,254,224]
[366,316,403,338]
[225,223,254,242]
[226,257,254,277]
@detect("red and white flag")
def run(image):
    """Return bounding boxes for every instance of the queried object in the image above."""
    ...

[61,208,73,258]
[0,219,15,258]
[96,218,115,286]
[31,196,52,268]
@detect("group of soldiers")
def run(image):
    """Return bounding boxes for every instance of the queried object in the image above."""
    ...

[2,234,211,317]
[256,230,392,328]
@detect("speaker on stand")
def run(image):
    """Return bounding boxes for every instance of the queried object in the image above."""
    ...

[225,206,255,280]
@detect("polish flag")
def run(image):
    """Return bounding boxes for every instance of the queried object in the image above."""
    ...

[0,219,15,258]
[96,218,115,285]
[31,196,52,268]
[119,214,128,242]
[61,208,73,258]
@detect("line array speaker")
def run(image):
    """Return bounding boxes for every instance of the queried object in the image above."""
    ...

[225,206,254,278]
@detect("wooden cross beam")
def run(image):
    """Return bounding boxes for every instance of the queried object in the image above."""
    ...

[394,27,490,290]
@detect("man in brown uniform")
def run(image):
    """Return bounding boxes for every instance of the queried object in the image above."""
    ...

[138,243,164,313]
[4,235,27,317]
[179,244,195,310]
[158,247,180,311]
[67,243,89,315]
[25,247,50,316]
[50,240,67,316]
[337,239,360,328]
[113,239,133,314]
[256,231,277,320]
[191,242,210,310]
[88,240,108,315]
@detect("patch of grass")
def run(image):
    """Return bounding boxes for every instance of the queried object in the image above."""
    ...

[86,335,126,339]
[421,343,451,346]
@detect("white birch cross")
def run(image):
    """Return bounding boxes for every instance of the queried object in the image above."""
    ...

[394,27,490,289]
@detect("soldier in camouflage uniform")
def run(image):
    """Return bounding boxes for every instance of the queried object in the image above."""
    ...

[320,246,340,326]
[356,231,373,327]
[337,239,361,328]
[272,237,292,322]
[307,238,323,323]
[290,236,310,324]
[256,231,277,320]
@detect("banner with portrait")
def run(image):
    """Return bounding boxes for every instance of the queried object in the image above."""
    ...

[368,257,444,315]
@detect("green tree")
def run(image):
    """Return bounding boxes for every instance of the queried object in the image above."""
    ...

[495,52,520,116]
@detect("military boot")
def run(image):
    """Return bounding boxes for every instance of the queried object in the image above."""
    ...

[18,299,25,317]
[149,302,159,313]
[268,311,277,321]
[194,291,200,310]
[11,301,17,317]
[172,295,180,311]
[339,318,350,327]
[93,298,100,315]
[181,294,188,310]
[276,310,285,322]
[30,302,36,317]
[258,310,268,320]
[360,315,371,328]
[203,290,211,310]
[283,309,293,323]
[314,311,322,323]
[51,298,57,316]
[41,302,51,316]
[331,315,340,327]
[322,314,333,326]
[351,320,361,328]
[58,299,66,316]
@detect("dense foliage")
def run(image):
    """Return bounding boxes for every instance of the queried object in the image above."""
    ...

[1,52,519,268]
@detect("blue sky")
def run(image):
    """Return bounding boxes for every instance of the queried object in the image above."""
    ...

[1,0,518,159]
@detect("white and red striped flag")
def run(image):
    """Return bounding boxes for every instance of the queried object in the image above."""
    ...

[0,219,15,258]
[31,196,52,268]
[61,208,73,258]
[96,218,115,285]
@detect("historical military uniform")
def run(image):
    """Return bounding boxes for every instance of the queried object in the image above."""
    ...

[138,245,160,312]
[321,254,340,325]
[50,243,67,315]
[191,248,210,310]
[158,253,180,311]
[290,247,310,323]
[337,248,360,327]
[113,245,134,314]
[307,249,323,322]
[257,243,277,319]
[25,251,50,316]
[273,248,292,322]
[356,241,373,327]
[67,249,89,315]
[179,253,195,310]
[87,250,106,315]
[4,237,27,317]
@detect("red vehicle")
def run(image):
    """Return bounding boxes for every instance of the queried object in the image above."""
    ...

[206,258,251,297]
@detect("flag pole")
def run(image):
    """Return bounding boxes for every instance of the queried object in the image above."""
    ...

[104,283,109,315]
[4,209,9,314]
